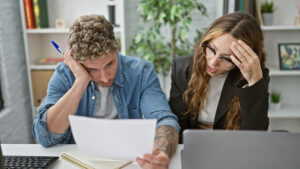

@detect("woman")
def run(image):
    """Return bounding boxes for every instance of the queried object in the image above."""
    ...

[169,12,269,143]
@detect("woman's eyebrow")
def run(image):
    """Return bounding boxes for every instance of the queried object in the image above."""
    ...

[211,42,232,57]
[211,42,218,49]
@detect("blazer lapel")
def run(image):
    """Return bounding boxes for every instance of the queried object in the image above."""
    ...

[214,68,241,125]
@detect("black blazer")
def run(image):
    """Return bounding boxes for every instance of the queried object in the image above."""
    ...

[169,55,270,143]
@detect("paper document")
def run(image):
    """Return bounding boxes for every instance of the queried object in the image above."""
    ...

[69,115,157,161]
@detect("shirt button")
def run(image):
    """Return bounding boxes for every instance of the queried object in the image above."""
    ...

[92,96,95,100]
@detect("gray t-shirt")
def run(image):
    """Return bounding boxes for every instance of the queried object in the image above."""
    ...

[93,85,118,119]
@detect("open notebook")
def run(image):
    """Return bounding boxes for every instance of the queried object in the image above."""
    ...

[61,148,133,169]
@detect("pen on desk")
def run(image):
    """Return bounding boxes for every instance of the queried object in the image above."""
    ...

[51,40,63,54]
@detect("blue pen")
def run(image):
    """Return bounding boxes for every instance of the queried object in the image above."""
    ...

[51,41,63,54]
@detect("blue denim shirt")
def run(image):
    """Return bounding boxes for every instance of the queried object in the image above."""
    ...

[33,54,180,147]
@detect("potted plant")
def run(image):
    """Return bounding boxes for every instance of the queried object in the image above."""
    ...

[261,1,275,25]
[129,0,207,90]
[270,91,282,111]
[294,0,300,25]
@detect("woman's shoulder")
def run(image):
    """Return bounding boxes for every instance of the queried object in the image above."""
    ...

[172,54,194,80]
[173,54,194,66]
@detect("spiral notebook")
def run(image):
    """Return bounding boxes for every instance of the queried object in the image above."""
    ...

[61,148,133,169]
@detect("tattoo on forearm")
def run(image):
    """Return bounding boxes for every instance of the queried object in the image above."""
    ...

[248,67,253,80]
[154,125,179,158]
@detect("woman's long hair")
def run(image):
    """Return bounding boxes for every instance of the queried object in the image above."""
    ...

[183,12,266,129]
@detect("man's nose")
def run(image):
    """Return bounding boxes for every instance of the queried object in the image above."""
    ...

[99,71,109,83]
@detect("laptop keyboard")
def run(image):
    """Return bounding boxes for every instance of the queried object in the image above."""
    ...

[3,156,58,169]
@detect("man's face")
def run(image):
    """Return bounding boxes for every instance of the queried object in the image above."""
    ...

[81,51,118,87]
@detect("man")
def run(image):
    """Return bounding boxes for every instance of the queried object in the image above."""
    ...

[32,15,179,168]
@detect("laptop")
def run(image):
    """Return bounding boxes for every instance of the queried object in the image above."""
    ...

[0,144,59,169]
[182,130,300,169]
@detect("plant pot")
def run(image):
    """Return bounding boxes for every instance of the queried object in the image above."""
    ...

[295,16,300,25]
[269,102,282,111]
[262,13,273,26]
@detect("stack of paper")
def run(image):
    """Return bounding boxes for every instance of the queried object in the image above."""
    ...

[61,148,132,169]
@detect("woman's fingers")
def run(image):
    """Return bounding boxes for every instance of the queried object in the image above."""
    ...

[237,40,257,59]
[230,41,249,64]
[230,54,242,69]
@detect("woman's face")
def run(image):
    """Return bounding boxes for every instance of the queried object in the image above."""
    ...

[205,33,237,77]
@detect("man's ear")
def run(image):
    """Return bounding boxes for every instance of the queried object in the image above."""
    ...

[116,41,119,52]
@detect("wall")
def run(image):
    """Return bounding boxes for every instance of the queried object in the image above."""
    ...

[271,0,299,25]
[0,0,33,143]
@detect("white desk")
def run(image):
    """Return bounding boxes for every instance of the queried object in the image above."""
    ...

[1,144,183,169]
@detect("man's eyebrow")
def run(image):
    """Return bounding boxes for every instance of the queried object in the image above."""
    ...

[82,65,95,70]
[105,60,114,66]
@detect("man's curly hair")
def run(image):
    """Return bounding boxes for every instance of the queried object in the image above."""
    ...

[68,15,117,62]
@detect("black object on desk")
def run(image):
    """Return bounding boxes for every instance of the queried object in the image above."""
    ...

[0,144,58,169]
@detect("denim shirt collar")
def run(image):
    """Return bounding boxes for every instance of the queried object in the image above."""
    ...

[112,53,124,87]
[90,81,96,91]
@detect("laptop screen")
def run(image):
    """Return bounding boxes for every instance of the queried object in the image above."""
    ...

[182,130,300,169]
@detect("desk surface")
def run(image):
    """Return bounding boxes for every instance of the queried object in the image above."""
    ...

[1,144,182,169]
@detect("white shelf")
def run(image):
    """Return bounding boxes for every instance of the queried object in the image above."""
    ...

[30,65,57,70]
[269,69,300,76]
[261,25,300,31]
[269,112,300,118]
[26,28,69,34]
[26,27,122,34]
[268,104,300,118]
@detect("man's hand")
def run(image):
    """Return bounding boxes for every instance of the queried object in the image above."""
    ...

[64,48,92,83]
[136,125,178,169]
[136,148,169,169]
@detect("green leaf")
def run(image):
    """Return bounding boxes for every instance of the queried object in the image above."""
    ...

[170,6,176,21]
[179,29,187,40]
[134,34,143,44]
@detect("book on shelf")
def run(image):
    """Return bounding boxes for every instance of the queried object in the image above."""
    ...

[61,148,133,169]
[23,0,35,29]
[32,0,49,28]
[224,0,254,15]
[223,0,263,25]
[36,57,64,65]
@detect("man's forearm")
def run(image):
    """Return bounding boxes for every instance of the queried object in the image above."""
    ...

[154,125,179,158]
[46,79,89,134]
